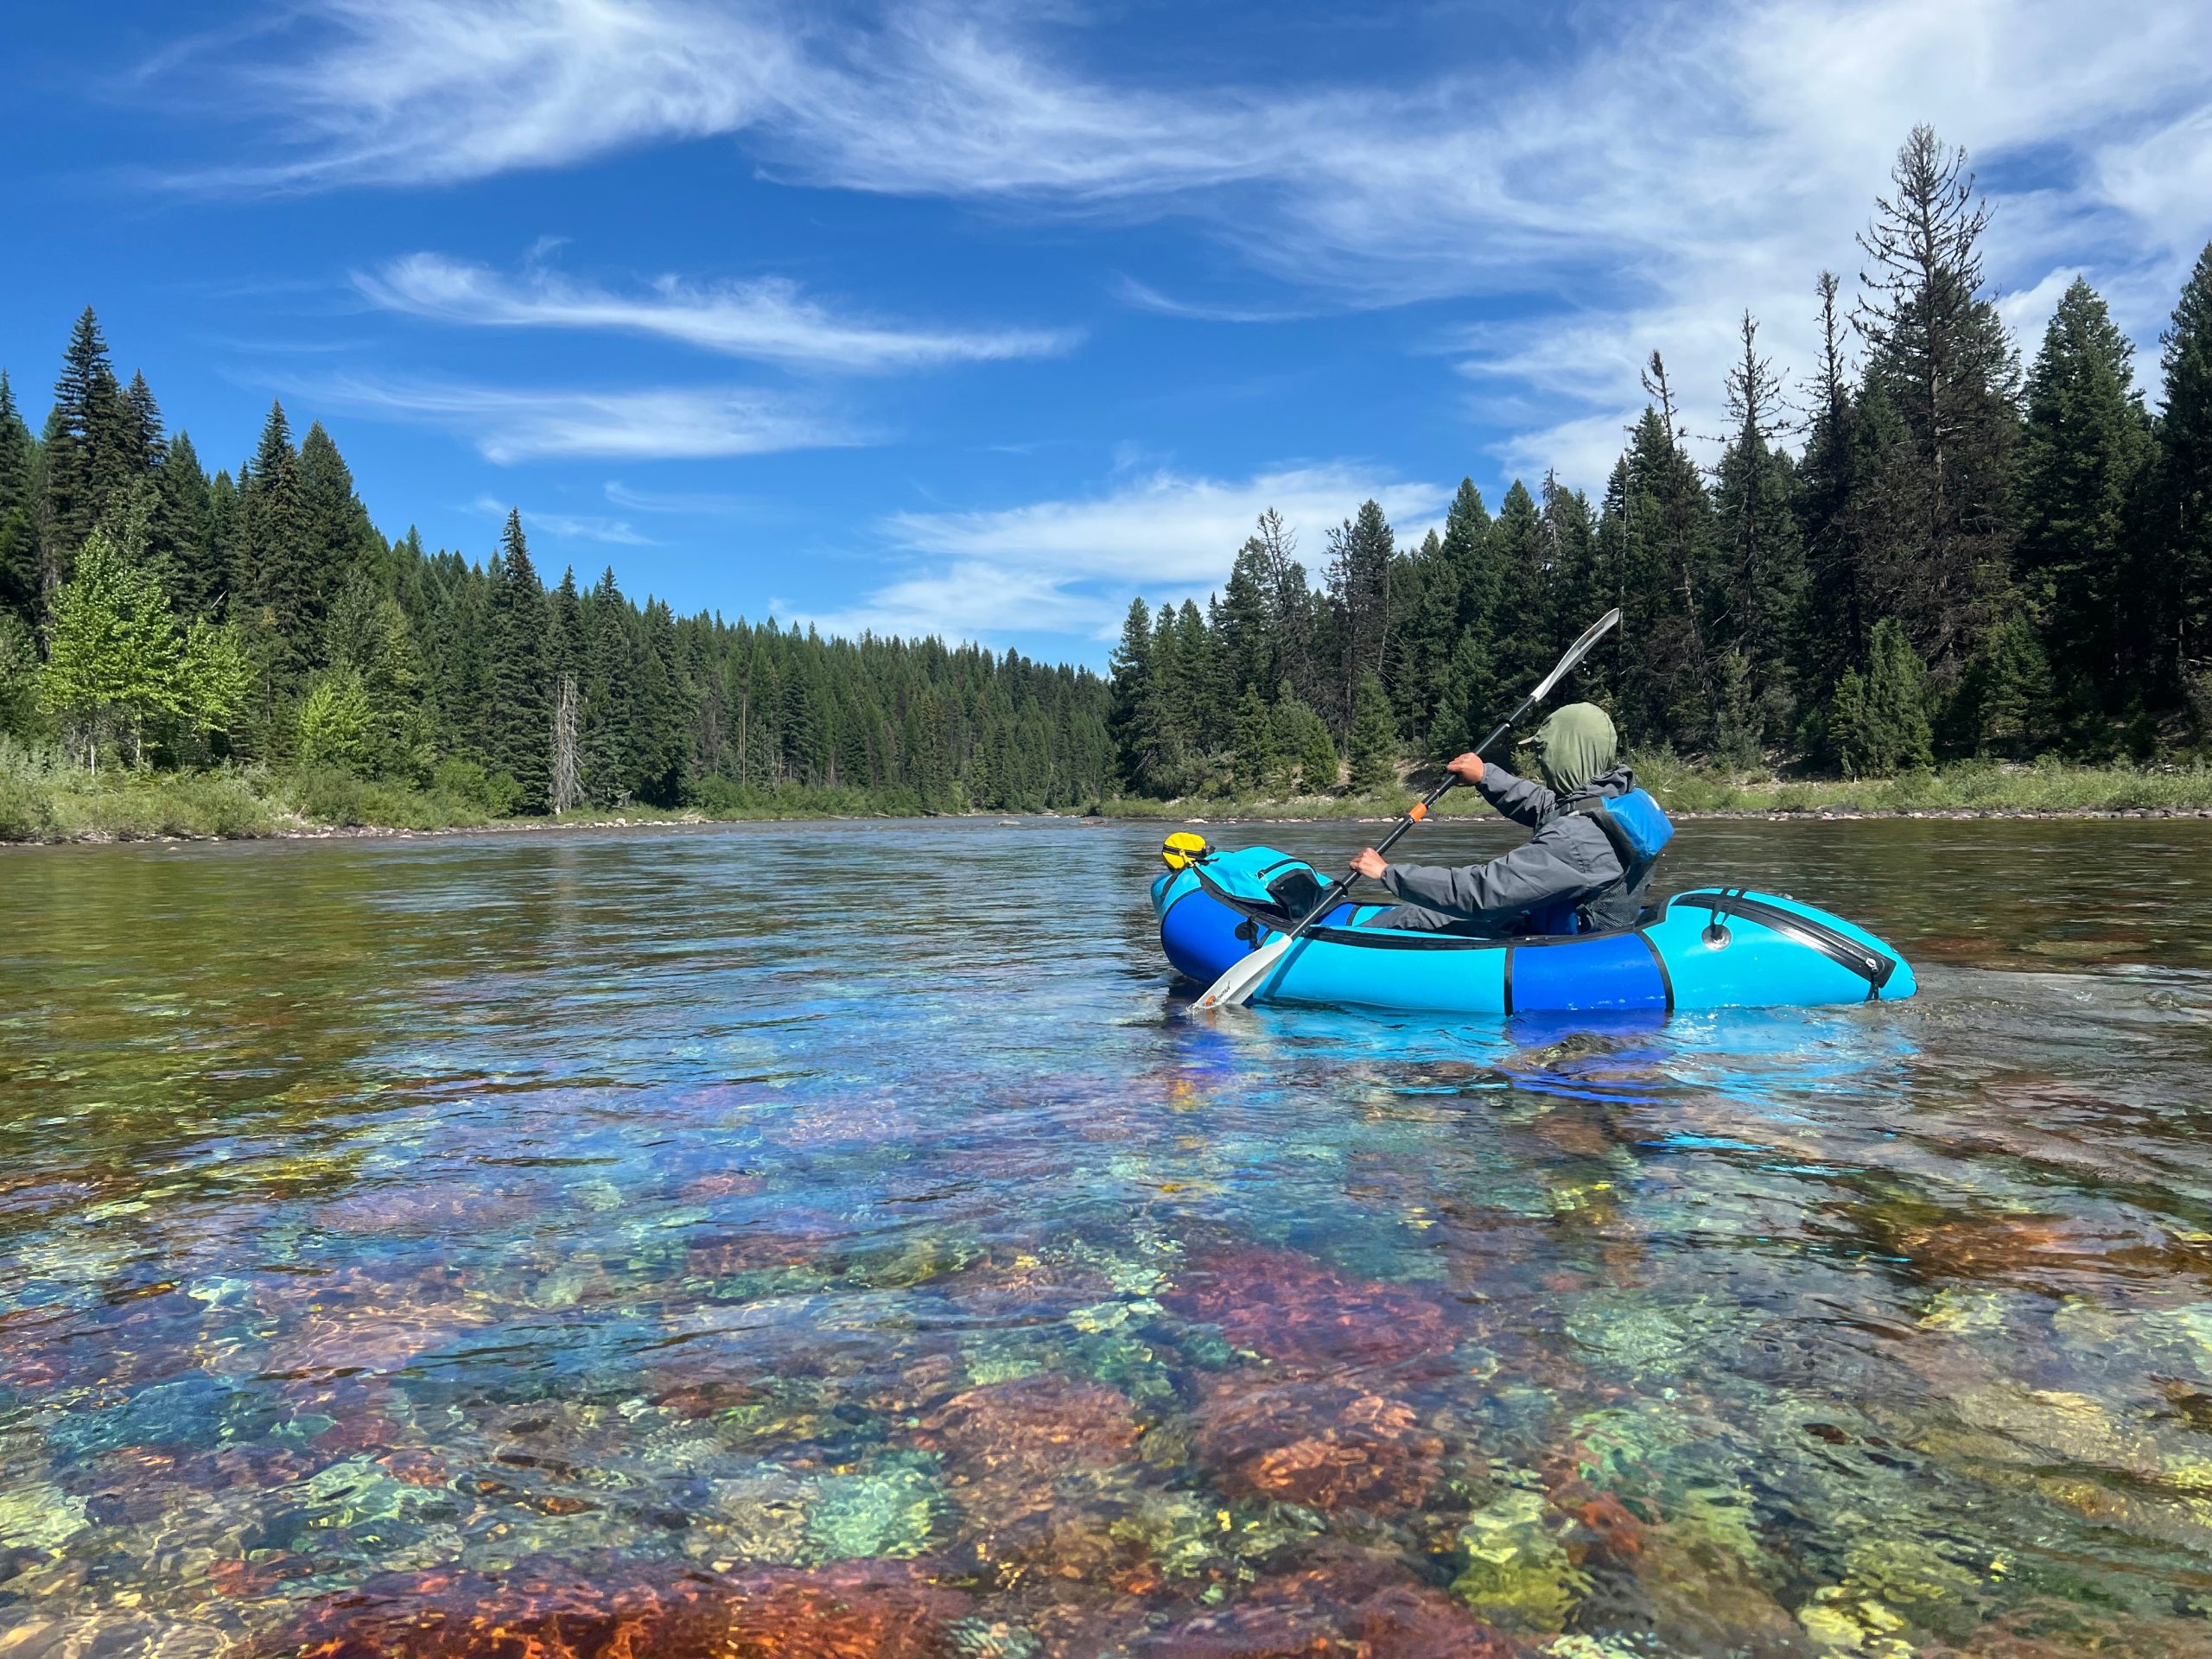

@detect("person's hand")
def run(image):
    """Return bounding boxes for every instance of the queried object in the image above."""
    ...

[1349,848,1389,881]
[1446,751,1485,785]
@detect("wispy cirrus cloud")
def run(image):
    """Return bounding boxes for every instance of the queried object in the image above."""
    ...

[603,480,764,517]
[357,252,1076,372]
[312,373,859,462]
[152,0,794,191]
[469,494,656,545]
[160,0,2212,486]
[795,463,1450,644]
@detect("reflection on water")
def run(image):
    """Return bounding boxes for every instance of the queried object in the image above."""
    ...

[3,818,2211,1656]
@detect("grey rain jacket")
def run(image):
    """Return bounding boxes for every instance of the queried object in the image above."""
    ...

[1376,763,1654,935]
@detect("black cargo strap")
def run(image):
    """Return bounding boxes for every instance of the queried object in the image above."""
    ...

[1685,889,1898,994]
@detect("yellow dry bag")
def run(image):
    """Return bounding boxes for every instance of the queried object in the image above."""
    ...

[1161,831,1211,872]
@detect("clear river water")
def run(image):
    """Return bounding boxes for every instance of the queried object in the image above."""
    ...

[3,817,2212,1657]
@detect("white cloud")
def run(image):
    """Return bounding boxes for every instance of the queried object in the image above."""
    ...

[796,463,1450,644]
[470,494,656,544]
[358,252,1075,372]
[162,0,793,189]
[167,0,2212,483]
[603,480,760,515]
[315,374,857,461]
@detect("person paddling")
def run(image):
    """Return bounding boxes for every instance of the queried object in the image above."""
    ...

[1348,702,1671,937]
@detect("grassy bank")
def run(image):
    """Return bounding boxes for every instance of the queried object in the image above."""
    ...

[8,744,2212,844]
[1096,754,2212,822]
[0,744,948,843]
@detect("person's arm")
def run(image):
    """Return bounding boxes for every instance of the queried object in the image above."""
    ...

[1471,761,1559,829]
[1376,835,1592,924]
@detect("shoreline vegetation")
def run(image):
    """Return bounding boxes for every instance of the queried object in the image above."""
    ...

[8,749,2212,845]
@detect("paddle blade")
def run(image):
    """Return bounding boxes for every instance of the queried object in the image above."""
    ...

[1193,934,1292,1013]
[1531,607,1622,704]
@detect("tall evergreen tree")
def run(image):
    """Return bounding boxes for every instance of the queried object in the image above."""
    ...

[154,433,217,617]
[1345,671,1398,793]
[2158,241,2212,724]
[2017,278,2155,703]
[582,568,637,804]
[0,372,38,625]
[298,422,377,617]
[1324,499,1395,732]
[484,510,551,808]
[1797,270,1870,711]
[1853,125,2021,678]
[1108,596,1156,792]
[42,308,135,589]
[121,372,165,475]
[234,401,314,696]
[1710,311,1806,754]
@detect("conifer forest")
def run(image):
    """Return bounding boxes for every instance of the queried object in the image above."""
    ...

[3,129,2210,821]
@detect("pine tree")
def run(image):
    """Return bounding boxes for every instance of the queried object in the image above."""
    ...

[2158,241,2212,721]
[1345,671,1398,793]
[235,401,313,693]
[1393,526,1456,750]
[1324,499,1395,731]
[0,372,39,625]
[1797,270,1870,711]
[1487,480,1552,695]
[2018,278,2154,705]
[1230,682,1280,793]
[1108,596,1155,791]
[485,510,551,808]
[1274,682,1339,794]
[1605,406,1715,747]
[42,308,136,589]
[1854,125,2021,679]
[152,431,215,615]
[1212,537,1277,705]
[1954,610,2055,759]
[1710,311,1806,753]
[297,421,376,633]
[1245,508,1317,708]
[582,568,636,804]
[1840,617,1935,774]
[632,600,689,804]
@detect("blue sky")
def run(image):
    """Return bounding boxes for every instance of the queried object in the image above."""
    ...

[4,1,2209,667]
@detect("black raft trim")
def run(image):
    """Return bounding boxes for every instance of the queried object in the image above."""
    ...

[1641,931,1675,1012]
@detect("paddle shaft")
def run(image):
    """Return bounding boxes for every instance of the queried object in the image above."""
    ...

[1265,690,1541,954]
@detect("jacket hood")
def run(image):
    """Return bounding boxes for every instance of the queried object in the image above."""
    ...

[1531,702,1618,794]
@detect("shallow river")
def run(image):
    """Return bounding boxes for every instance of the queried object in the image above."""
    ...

[3,817,2212,1656]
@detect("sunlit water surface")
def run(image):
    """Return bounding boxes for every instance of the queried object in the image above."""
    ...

[3,817,2212,1657]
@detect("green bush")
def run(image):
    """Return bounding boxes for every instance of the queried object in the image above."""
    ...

[429,756,522,817]
[0,771,53,839]
[283,766,487,831]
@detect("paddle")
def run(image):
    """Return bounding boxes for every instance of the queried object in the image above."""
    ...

[1192,607,1623,1014]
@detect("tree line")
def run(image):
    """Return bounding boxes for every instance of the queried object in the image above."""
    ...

[0,324,1119,813]
[1109,126,2212,790]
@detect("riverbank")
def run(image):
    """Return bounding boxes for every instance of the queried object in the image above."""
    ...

[6,753,2212,844]
[1102,756,2212,822]
[0,756,922,845]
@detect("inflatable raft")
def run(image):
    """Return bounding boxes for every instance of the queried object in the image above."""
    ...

[1154,844,1915,1014]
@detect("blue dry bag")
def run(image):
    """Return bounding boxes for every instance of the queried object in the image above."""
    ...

[1592,787,1674,863]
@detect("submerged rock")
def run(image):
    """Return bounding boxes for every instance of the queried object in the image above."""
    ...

[1448,1488,1590,1637]
[922,1374,1144,1481]
[1135,1548,1526,1657]
[1193,1379,1443,1516]
[274,1557,974,1658]
[1164,1247,1460,1378]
